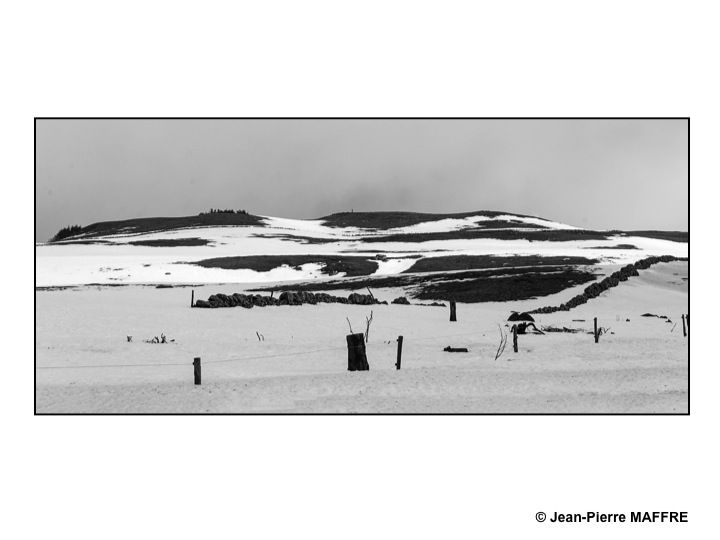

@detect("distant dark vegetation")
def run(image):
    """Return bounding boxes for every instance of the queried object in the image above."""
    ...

[582,244,638,250]
[361,228,612,243]
[403,255,598,273]
[618,230,688,243]
[319,210,539,229]
[51,225,82,242]
[189,255,378,277]
[199,208,249,215]
[251,265,599,303]
[250,233,334,244]
[49,212,265,241]
[127,237,212,247]
[414,269,596,302]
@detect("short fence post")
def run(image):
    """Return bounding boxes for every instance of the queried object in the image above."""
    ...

[449,301,457,322]
[686,313,689,331]
[396,335,403,370]
[191,289,195,308]
[512,324,518,353]
[682,314,687,337]
[594,317,599,343]
[193,357,201,385]
[347,333,370,371]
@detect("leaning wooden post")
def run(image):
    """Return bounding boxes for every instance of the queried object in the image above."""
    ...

[191,289,195,308]
[193,357,201,385]
[594,317,599,343]
[449,300,457,322]
[686,313,689,331]
[346,333,370,371]
[512,324,518,353]
[396,335,404,370]
[681,314,687,337]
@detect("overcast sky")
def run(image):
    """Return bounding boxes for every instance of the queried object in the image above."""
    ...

[35,119,688,241]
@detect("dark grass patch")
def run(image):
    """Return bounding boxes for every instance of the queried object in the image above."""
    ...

[619,230,688,243]
[127,237,212,247]
[582,244,638,250]
[360,228,612,243]
[251,265,599,303]
[189,255,378,277]
[250,233,334,244]
[413,269,597,303]
[403,255,598,273]
[45,239,112,245]
[319,210,539,229]
[49,213,266,241]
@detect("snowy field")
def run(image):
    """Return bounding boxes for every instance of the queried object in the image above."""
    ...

[35,261,688,413]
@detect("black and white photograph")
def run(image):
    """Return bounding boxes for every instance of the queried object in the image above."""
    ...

[10,1,717,538]
[35,118,688,414]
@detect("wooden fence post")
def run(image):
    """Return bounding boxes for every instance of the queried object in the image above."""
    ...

[347,333,370,371]
[512,324,518,353]
[682,314,687,337]
[191,289,195,308]
[193,357,201,385]
[449,300,457,322]
[396,335,403,370]
[594,317,599,343]
[686,313,689,331]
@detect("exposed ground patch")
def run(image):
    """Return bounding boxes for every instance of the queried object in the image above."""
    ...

[251,265,599,303]
[413,269,597,303]
[49,213,266,242]
[319,210,539,229]
[188,255,378,277]
[127,237,212,247]
[619,230,688,243]
[360,228,612,243]
[403,254,598,273]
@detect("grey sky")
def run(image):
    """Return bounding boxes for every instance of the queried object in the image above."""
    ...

[35,119,688,242]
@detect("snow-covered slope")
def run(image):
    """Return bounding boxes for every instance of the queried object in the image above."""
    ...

[35,212,688,287]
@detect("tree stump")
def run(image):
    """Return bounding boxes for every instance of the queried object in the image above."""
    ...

[512,324,518,353]
[449,301,457,322]
[347,333,370,371]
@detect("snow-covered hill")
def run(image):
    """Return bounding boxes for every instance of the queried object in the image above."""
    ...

[35,211,688,288]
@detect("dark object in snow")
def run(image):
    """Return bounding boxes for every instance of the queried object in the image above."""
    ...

[392,296,411,305]
[347,333,370,371]
[156,284,173,288]
[443,346,469,353]
[642,313,668,319]
[508,311,535,322]
[514,322,544,335]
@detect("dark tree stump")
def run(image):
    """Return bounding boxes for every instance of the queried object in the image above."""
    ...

[347,333,370,371]
[512,324,518,353]
[449,300,457,322]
